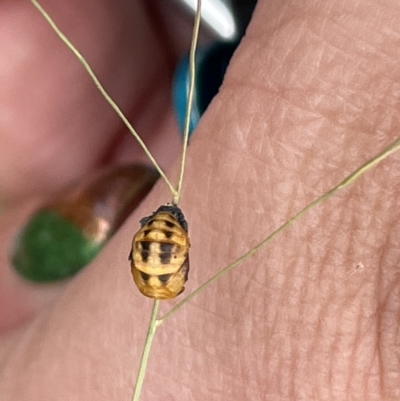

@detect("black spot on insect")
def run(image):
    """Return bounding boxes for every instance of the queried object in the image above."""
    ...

[159,254,171,265]
[139,271,150,281]
[164,231,173,239]
[141,253,149,263]
[140,241,151,262]
[128,250,132,261]
[144,229,151,236]
[158,274,171,284]
[159,243,173,265]
[141,242,150,251]
[164,220,175,228]
[160,243,173,253]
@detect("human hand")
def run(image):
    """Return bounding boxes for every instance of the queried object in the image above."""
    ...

[1,0,400,400]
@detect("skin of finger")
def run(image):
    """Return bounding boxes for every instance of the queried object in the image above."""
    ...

[0,0,170,204]
[1,0,400,400]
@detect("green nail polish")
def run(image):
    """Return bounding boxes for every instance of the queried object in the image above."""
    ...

[12,210,102,282]
[11,165,159,283]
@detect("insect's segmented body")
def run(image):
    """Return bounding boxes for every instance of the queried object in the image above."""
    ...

[129,204,190,299]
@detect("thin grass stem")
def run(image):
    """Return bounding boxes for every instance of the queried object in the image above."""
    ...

[30,0,176,198]
[159,136,400,323]
[131,300,160,401]
[173,0,202,205]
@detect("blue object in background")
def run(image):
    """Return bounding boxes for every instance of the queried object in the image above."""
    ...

[172,41,238,138]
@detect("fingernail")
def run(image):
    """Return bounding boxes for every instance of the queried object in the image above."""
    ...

[11,165,158,283]
[172,41,238,138]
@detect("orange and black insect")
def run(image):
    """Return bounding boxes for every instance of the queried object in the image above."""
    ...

[129,204,190,299]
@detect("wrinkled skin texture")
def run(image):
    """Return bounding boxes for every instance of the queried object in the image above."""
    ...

[1,0,400,400]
